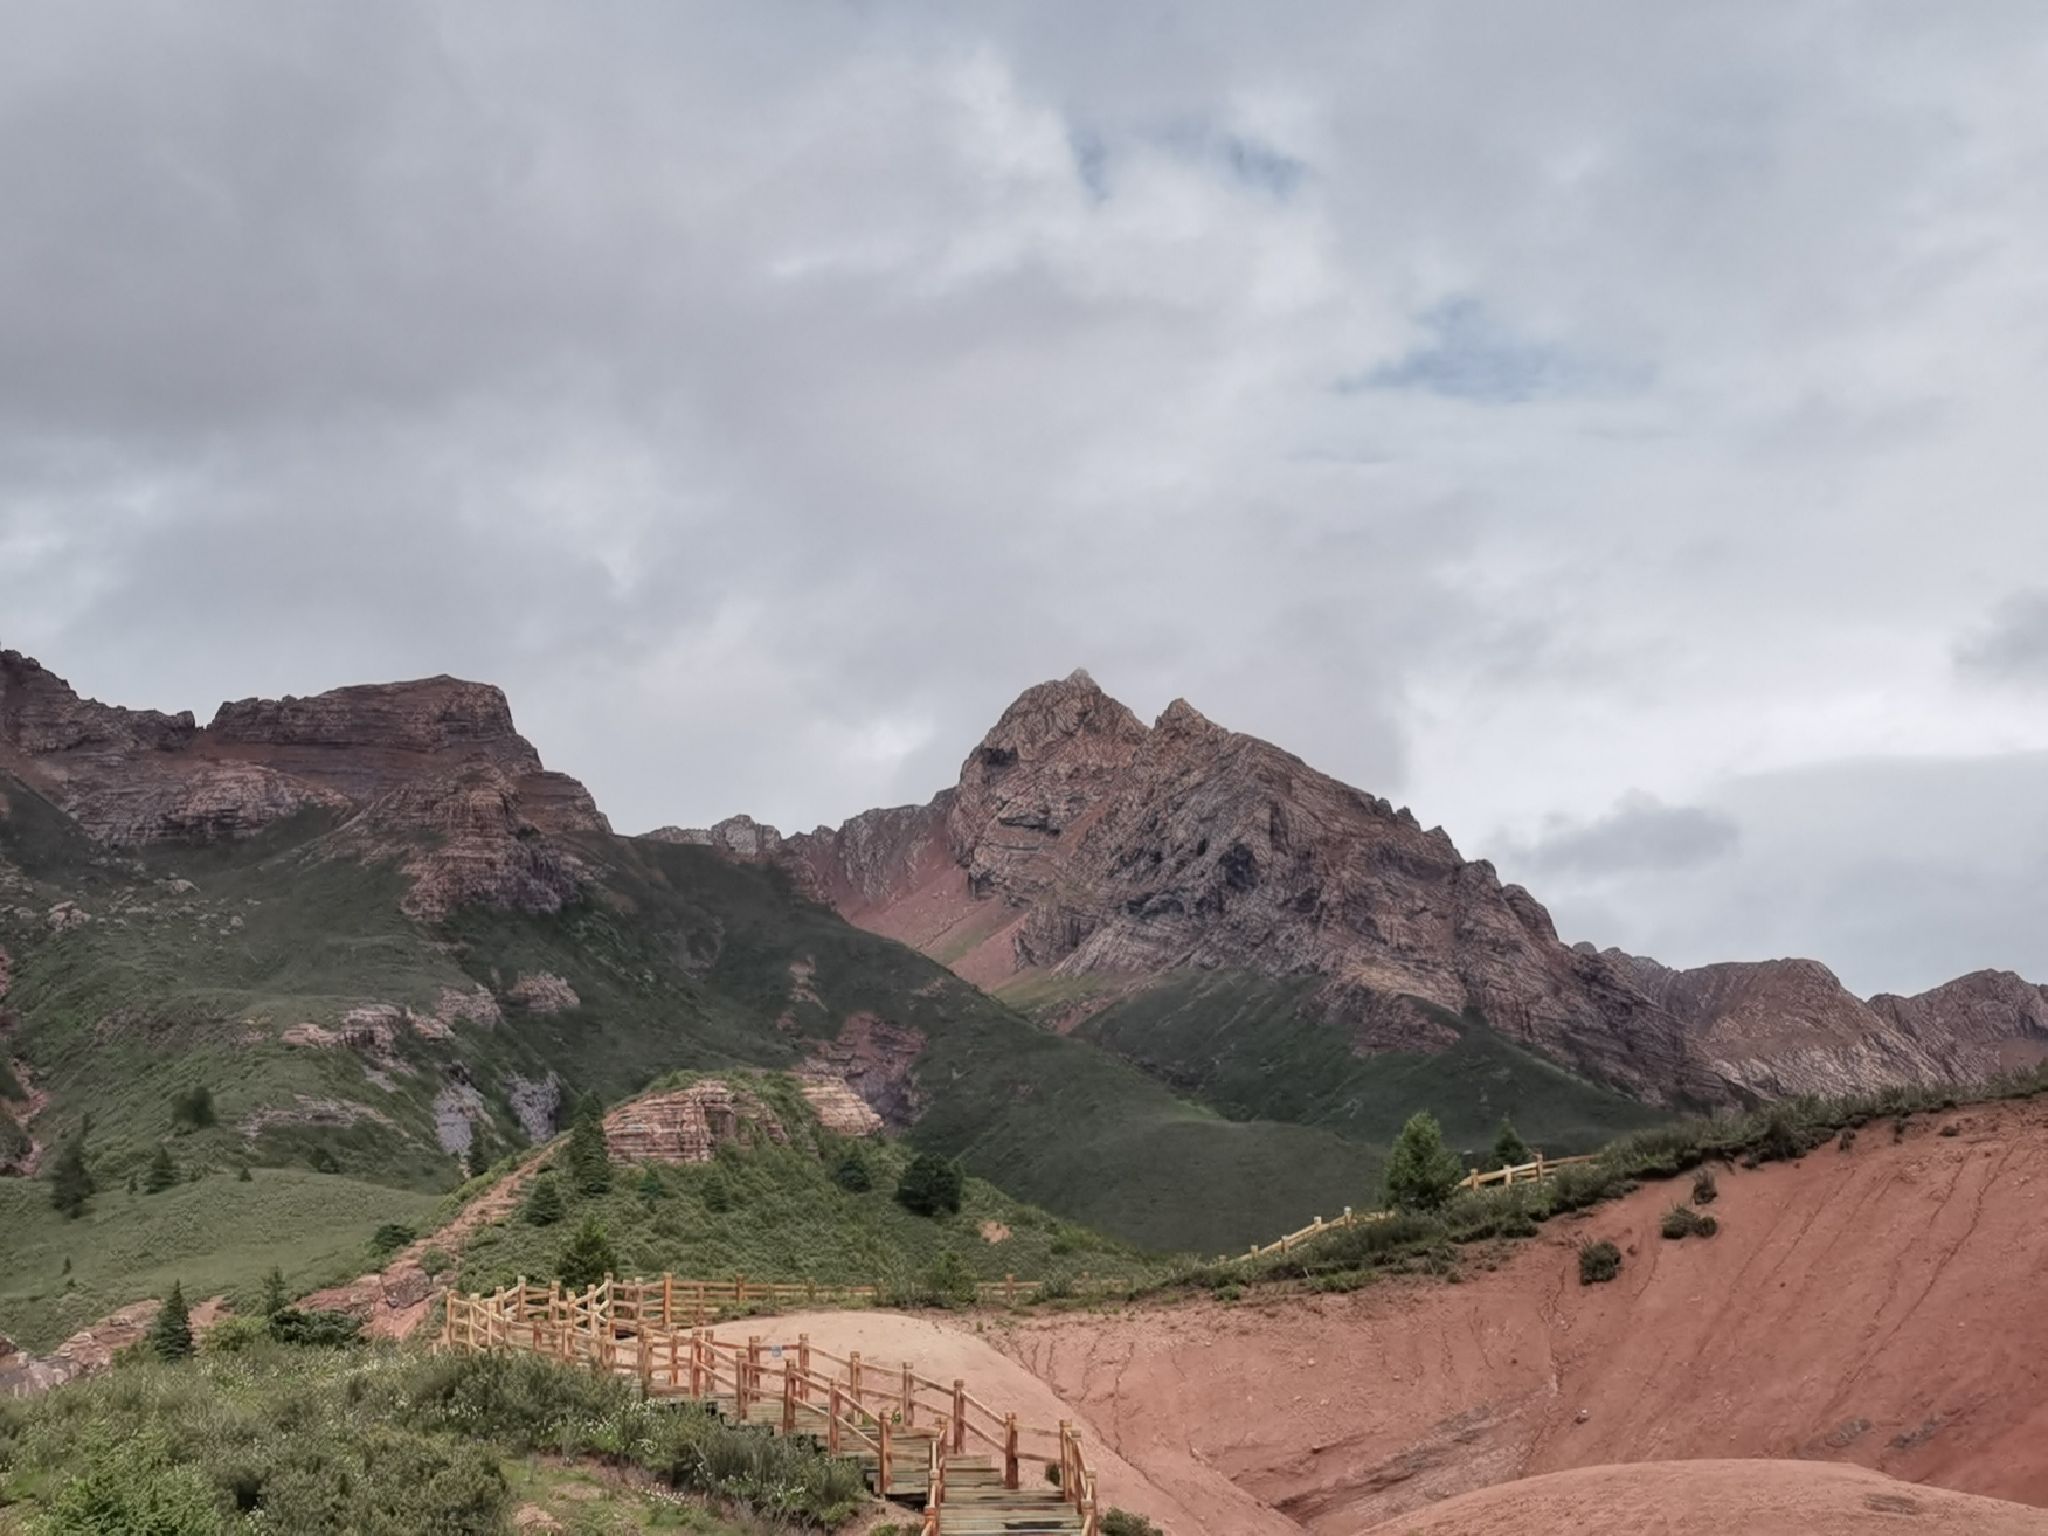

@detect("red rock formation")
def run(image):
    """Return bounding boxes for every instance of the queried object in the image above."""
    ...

[691,671,2048,1107]
[599,1079,793,1164]
[799,1013,928,1127]
[0,648,605,915]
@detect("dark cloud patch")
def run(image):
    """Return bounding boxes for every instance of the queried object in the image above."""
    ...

[1956,591,2048,686]
[1512,793,1740,878]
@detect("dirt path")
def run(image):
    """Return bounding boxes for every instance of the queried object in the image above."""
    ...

[975,1099,2048,1533]
[1365,1459,2048,1535]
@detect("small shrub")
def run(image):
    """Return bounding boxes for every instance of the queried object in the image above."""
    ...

[833,1148,874,1193]
[369,1222,416,1257]
[418,1247,453,1279]
[701,1173,735,1213]
[896,1152,965,1217]
[260,1266,289,1317]
[170,1084,216,1132]
[267,1307,365,1347]
[1660,1205,1717,1241]
[1578,1240,1621,1284]
[1103,1511,1165,1536]
[567,1094,612,1196]
[1939,1123,1960,1138]
[1491,1116,1533,1172]
[1691,1168,1718,1205]
[921,1250,979,1309]
[236,1164,253,1182]
[48,1131,95,1219]
[1838,1127,1856,1152]
[308,1146,340,1174]
[203,1315,269,1354]
[1894,1116,1909,1142]
[143,1143,179,1194]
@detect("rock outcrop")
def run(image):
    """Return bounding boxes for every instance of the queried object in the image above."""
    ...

[689,671,2048,1108]
[599,1079,793,1164]
[0,648,606,915]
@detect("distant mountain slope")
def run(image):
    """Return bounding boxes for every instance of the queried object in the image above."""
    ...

[670,670,2048,1125]
[0,648,1388,1254]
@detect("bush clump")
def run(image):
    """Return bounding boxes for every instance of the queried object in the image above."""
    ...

[1577,1240,1622,1285]
[1691,1167,1718,1205]
[1104,1510,1166,1536]
[1660,1205,1718,1240]
[266,1307,365,1347]
[896,1152,965,1217]
[522,1172,566,1226]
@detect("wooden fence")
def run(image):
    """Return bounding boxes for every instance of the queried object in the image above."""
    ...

[439,1274,1100,1536]
[1234,1152,1603,1261]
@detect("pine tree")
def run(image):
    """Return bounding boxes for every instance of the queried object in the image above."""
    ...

[48,1131,95,1219]
[567,1094,611,1196]
[261,1266,289,1317]
[1383,1110,1464,1212]
[1492,1116,1532,1172]
[150,1282,194,1360]
[555,1216,616,1290]
[143,1143,178,1194]
[522,1172,565,1226]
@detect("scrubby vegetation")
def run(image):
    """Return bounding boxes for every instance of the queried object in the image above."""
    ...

[0,1344,867,1533]
[1577,1240,1621,1285]
[1384,1111,1464,1212]
[1660,1205,1718,1240]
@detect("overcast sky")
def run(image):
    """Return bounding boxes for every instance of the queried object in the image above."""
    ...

[4,3,2047,995]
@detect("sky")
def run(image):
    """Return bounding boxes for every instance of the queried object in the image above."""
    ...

[4,2,2048,995]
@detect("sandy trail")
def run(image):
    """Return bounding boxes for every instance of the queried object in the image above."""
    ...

[1365,1459,2048,1535]
[973,1099,2048,1533]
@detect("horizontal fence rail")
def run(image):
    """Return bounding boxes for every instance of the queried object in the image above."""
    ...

[1233,1152,1603,1261]
[439,1273,1100,1536]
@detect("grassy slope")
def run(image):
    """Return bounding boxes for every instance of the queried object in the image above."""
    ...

[454,1083,1156,1296]
[0,1168,443,1351]
[1068,969,1664,1165]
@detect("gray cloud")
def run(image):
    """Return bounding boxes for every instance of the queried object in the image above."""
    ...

[1512,793,1740,878]
[3,3,2048,993]
[1956,591,2048,686]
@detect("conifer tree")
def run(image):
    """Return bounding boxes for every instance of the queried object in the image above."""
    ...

[567,1094,611,1196]
[555,1216,616,1290]
[1384,1111,1463,1212]
[151,1282,194,1360]
[1491,1116,1532,1172]
[143,1143,178,1194]
[49,1131,95,1219]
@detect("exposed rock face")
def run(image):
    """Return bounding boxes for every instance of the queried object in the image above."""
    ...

[0,649,606,917]
[696,671,2048,1108]
[600,1079,792,1164]
[505,973,580,1014]
[645,814,786,861]
[799,1013,928,1128]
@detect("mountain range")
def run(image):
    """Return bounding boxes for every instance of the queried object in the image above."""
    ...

[4,648,2044,1252]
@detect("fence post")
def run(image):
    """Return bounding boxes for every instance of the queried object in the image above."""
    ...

[734,1272,746,1308]
[1004,1413,1020,1489]
[1006,1272,1017,1306]
[828,1381,843,1453]
[798,1334,811,1401]
[782,1365,798,1435]
[952,1379,966,1454]
[902,1361,915,1426]
[879,1413,893,1494]
[849,1351,863,1408]
[663,1273,674,1329]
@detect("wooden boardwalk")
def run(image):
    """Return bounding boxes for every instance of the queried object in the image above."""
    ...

[441,1276,1096,1535]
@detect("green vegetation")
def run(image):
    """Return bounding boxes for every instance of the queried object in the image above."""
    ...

[143,1144,179,1194]
[1578,1240,1621,1285]
[1660,1204,1718,1240]
[46,1133,92,1220]
[0,1167,442,1352]
[149,1281,194,1360]
[1068,969,1663,1169]
[1691,1167,1718,1205]
[556,1216,618,1289]
[170,1085,216,1133]
[523,1172,566,1226]
[568,1094,613,1196]
[1103,1512,1165,1536]
[1489,1116,1531,1171]
[454,1112,1156,1302]
[1383,1111,1462,1212]
[894,1152,964,1217]
[0,1344,866,1533]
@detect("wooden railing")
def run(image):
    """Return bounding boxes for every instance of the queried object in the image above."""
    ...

[519,1271,1126,1328]
[1234,1153,1603,1260]
[439,1274,1100,1536]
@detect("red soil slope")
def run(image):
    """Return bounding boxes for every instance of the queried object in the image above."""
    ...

[1369,1460,2048,1536]
[987,1099,2048,1533]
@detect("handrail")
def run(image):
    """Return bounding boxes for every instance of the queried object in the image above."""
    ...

[438,1273,1105,1536]
[1231,1153,1605,1262]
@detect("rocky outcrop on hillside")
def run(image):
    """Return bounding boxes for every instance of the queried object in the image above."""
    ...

[688,671,2048,1109]
[600,1079,796,1163]
[0,648,606,915]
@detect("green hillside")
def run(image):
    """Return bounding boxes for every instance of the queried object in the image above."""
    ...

[0,777,1387,1256]
[1065,970,1664,1163]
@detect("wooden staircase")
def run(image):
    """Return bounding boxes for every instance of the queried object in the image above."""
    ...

[440,1277,1103,1535]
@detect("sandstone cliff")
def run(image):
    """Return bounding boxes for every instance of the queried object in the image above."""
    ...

[0,649,606,914]
[686,671,2048,1108]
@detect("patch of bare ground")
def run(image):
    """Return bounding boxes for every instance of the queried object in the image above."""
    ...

[970,1098,2048,1533]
